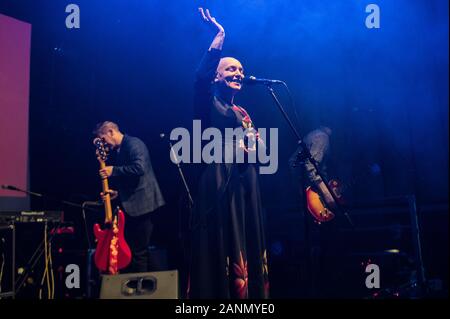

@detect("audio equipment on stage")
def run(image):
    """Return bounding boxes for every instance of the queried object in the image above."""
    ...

[0,211,63,224]
[100,270,179,299]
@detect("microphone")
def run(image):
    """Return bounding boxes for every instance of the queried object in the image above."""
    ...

[1,184,20,191]
[161,133,179,164]
[243,76,284,85]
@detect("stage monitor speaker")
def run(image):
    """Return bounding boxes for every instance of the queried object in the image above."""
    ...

[100,270,178,299]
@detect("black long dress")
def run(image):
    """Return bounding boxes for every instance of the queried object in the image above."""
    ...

[188,48,269,299]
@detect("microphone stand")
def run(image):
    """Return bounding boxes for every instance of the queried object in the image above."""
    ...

[160,135,194,209]
[264,84,354,227]
[161,134,194,299]
[1,185,101,297]
[169,143,194,210]
[264,83,354,297]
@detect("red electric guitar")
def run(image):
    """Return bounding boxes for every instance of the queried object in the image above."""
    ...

[93,138,132,274]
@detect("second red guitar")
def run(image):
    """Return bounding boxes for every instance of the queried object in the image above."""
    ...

[93,137,132,274]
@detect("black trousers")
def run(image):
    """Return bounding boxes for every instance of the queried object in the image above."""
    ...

[124,212,153,273]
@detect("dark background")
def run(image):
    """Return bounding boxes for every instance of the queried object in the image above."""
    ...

[0,0,448,298]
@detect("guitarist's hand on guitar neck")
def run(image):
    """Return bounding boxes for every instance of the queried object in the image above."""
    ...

[99,166,113,179]
[100,189,118,202]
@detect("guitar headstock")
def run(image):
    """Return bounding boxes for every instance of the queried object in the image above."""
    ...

[93,137,109,163]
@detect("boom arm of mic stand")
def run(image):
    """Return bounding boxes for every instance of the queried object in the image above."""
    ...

[4,185,101,214]
[264,84,354,228]
[2,185,43,198]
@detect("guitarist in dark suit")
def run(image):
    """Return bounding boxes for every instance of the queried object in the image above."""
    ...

[95,121,165,273]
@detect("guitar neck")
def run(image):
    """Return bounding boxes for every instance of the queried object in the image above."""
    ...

[99,161,113,223]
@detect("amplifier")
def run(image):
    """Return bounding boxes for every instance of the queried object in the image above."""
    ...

[0,211,63,224]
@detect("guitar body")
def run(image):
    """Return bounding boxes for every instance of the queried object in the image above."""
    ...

[305,164,381,224]
[93,209,132,273]
[306,186,335,223]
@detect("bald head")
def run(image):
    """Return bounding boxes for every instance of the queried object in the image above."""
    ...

[217,57,243,74]
[214,57,245,94]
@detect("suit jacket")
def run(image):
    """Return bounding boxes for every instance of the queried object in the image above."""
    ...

[112,135,165,216]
